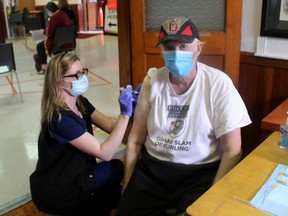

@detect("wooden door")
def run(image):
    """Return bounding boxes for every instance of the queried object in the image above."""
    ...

[18,0,35,11]
[118,0,242,88]
[87,2,97,31]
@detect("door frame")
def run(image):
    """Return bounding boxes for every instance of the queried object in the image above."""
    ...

[117,0,132,87]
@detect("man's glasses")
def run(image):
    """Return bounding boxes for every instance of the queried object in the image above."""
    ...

[63,68,88,80]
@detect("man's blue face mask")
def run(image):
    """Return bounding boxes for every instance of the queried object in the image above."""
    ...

[163,50,194,78]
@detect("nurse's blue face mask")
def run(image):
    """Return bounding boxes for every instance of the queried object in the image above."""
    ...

[163,50,194,78]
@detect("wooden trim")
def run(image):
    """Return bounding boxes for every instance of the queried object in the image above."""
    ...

[143,31,160,54]
[241,52,288,68]
[225,0,242,88]
[87,2,96,31]
[130,0,145,86]
[76,4,85,32]
[118,0,132,87]
[200,32,226,55]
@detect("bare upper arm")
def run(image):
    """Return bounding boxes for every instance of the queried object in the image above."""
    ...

[219,128,242,154]
[129,76,151,144]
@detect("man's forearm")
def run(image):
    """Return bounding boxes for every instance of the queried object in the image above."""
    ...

[122,143,143,191]
[212,151,242,185]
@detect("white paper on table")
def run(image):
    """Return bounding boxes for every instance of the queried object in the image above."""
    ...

[0,65,9,73]
[30,29,47,41]
[250,164,288,216]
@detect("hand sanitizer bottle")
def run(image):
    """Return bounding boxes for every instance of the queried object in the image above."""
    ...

[279,111,288,151]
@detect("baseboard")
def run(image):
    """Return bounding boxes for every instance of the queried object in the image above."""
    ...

[0,193,31,215]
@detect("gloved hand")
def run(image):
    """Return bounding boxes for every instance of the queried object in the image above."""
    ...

[118,85,133,117]
[132,83,143,114]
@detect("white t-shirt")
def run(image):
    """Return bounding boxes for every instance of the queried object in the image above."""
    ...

[144,62,251,165]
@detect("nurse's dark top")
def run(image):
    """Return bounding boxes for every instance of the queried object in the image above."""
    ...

[30,97,98,214]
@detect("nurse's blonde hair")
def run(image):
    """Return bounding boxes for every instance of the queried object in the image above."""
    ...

[41,51,85,126]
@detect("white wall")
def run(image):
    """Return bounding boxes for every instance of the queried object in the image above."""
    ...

[241,0,288,60]
[241,0,262,52]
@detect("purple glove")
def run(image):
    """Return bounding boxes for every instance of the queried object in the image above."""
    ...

[118,86,133,117]
[132,83,142,113]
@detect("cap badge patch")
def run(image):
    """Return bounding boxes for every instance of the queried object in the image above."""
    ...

[166,19,181,33]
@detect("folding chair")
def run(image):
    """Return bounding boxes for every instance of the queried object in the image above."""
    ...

[0,43,24,103]
[8,12,25,37]
[22,10,45,49]
[25,17,45,33]
[52,26,76,55]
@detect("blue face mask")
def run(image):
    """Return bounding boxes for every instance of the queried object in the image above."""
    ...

[68,75,89,96]
[163,50,194,78]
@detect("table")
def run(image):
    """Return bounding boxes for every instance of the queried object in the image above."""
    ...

[29,10,43,16]
[261,98,288,131]
[186,132,288,216]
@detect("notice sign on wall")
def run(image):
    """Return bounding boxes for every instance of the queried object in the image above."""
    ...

[104,6,118,34]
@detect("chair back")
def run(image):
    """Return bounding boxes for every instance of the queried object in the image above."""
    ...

[21,8,45,34]
[22,7,30,21]
[0,43,24,102]
[53,26,76,55]
[0,43,16,71]
[24,16,45,33]
[8,12,23,26]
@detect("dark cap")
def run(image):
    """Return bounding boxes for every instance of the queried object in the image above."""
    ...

[156,16,200,47]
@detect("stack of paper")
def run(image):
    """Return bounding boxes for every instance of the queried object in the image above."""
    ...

[30,29,47,41]
[250,164,288,216]
[0,65,9,74]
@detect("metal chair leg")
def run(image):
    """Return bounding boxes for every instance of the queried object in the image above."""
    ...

[10,70,24,103]
[14,71,24,103]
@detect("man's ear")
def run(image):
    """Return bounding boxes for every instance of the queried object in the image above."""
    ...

[197,41,203,54]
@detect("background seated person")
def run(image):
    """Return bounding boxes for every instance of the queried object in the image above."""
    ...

[34,2,73,74]
[58,0,78,37]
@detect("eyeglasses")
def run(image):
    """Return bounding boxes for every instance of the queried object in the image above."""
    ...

[63,68,88,80]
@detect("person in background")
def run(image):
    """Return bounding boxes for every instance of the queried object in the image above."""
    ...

[30,51,133,216]
[58,0,78,36]
[34,2,73,74]
[117,16,252,216]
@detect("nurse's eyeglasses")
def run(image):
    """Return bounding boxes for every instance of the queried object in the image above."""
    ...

[63,68,88,80]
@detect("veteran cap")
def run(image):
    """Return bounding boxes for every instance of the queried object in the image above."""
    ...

[156,16,200,46]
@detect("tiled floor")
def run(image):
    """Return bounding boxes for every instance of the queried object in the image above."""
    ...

[0,34,124,214]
